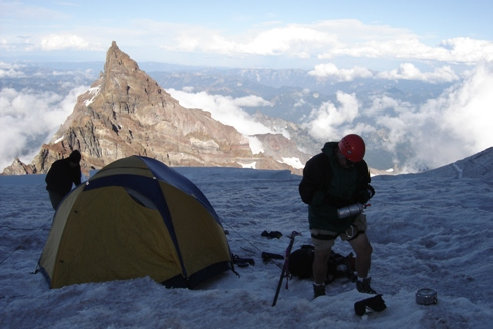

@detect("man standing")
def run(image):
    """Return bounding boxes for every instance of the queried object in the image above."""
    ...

[299,134,376,298]
[45,150,82,210]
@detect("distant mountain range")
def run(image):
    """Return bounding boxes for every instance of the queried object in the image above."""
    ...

[2,42,311,176]
[1,44,460,173]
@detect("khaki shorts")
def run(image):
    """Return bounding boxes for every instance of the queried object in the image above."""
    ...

[310,213,367,251]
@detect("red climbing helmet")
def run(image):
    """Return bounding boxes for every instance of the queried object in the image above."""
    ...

[338,134,365,162]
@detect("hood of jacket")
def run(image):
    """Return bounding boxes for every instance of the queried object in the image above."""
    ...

[321,142,338,160]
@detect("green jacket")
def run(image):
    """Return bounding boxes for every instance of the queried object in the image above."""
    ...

[299,142,372,233]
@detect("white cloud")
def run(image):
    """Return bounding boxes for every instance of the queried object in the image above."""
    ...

[366,95,414,117]
[303,91,360,140]
[168,24,491,67]
[238,25,335,57]
[308,62,459,83]
[0,86,87,171]
[158,20,493,70]
[368,62,493,170]
[302,62,493,171]
[40,34,90,50]
[162,19,409,61]
[167,89,274,136]
[2,14,492,69]
[377,63,459,83]
[0,62,26,78]
[320,36,493,65]
[308,63,373,81]
[439,37,493,63]
[425,62,493,164]
[233,95,272,107]
[166,24,337,58]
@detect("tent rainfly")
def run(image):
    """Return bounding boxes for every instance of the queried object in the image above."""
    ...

[39,156,232,288]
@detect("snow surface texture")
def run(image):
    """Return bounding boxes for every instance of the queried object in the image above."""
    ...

[1,148,492,329]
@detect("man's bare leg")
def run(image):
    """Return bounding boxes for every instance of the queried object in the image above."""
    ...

[348,233,372,278]
[312,249,330,285]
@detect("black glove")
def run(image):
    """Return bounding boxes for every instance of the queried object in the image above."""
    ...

[355,185,375,204]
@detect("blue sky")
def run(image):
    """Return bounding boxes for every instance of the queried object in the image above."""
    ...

[1,0,492,72]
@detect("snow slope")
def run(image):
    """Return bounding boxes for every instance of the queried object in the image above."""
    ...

[0,148,492,329]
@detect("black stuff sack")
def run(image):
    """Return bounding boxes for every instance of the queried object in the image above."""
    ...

[288,245,356,283]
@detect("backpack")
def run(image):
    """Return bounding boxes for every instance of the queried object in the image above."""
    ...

[288,245,356,283]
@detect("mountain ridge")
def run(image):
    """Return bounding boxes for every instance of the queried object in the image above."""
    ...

[2,41,309,176]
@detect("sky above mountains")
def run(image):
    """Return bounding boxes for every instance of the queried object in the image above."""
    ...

[1,0,492,75]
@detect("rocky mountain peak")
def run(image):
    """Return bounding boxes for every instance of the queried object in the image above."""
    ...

[106,41,136,72]
[3,41,308,176]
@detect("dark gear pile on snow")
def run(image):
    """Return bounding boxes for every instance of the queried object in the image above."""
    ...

[261,230,283,239]
[261,252,284,261]
[232,255,255,268]
[354,294,387,316]
[288,245,356,283]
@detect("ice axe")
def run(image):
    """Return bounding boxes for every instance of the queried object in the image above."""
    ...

[272,231,301,306]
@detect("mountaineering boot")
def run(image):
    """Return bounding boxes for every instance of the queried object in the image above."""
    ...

[313,283,326,298]
[356,277,377,294]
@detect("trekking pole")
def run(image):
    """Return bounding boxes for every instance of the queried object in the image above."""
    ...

[272,231,300,307]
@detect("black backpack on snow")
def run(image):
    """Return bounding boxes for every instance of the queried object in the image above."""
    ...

[288,245,356,283]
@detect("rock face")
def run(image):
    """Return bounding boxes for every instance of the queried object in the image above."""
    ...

[1,158,36,175]
[3,42,309,176]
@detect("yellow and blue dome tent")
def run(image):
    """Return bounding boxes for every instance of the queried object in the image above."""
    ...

[39,156,232,288]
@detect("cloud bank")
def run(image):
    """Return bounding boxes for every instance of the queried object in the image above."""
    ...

[309,62,460,83]
[40,34,90,51]
[304,62,493,171]
[303,91,361,140]
[308,63,372,81]
[0,62,26,78]
[376,63,459,83]
[167,88,275,136]
[2,15,492,70]
[161,20,493,65]
[0,86,87,171]
[414,63,493,167]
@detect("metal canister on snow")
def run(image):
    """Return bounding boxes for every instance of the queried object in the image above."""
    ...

[416,288,438,305]
[337,203,365,219]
